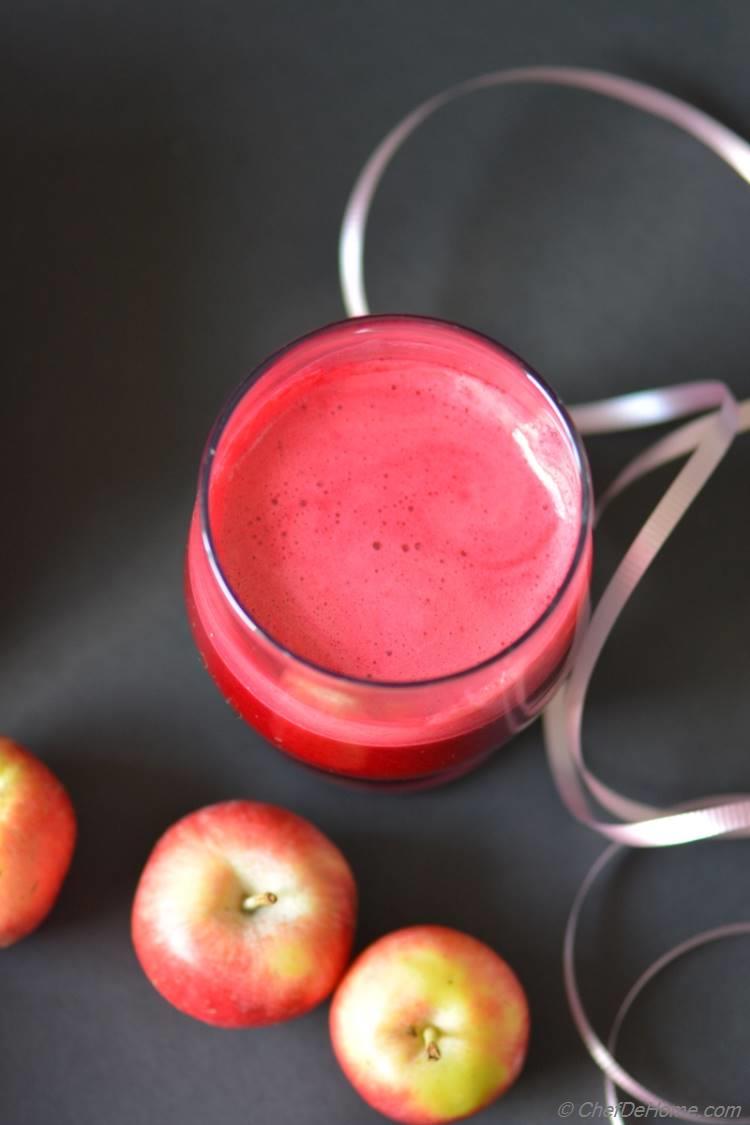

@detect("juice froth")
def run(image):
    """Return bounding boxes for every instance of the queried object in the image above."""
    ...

[210,350,581,682]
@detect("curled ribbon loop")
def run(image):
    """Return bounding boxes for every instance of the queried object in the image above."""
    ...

[566,844,750,1124]
[338,66,750,1111]
[546,385,747,847]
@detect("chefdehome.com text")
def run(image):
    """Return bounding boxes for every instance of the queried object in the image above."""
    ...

[556,1102,742,1119]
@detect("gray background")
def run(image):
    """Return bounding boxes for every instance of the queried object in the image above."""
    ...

[2,2,750,1122]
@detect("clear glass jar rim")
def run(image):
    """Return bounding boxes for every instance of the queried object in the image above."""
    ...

[198,313,593,689]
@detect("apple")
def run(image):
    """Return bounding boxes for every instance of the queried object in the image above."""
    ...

[0,737,77,948]
[131,800,357,1027]
[330,925,529,1124]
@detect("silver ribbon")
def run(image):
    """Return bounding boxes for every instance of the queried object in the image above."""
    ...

[338,67,750,1117]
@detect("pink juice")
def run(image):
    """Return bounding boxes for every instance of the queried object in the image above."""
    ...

[186,317,592,784]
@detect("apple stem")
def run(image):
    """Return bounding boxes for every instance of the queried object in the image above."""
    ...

[241,891,278,913]
[423,1026,441,1061]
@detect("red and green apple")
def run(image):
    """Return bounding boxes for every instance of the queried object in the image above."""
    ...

[330,924,529,1124]
[131,800,357,1027]
[0,737,77,948]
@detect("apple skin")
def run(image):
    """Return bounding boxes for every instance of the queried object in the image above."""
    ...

[330,925,529,1125]
[0,738,77,948]
[131,800,357,1027]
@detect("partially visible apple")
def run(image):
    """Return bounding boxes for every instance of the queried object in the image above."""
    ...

[330,925,529,1124]
[132,800,357,1027]
[0,738,77,948]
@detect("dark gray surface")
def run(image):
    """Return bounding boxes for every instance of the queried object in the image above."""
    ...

[2,2,750,1122]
